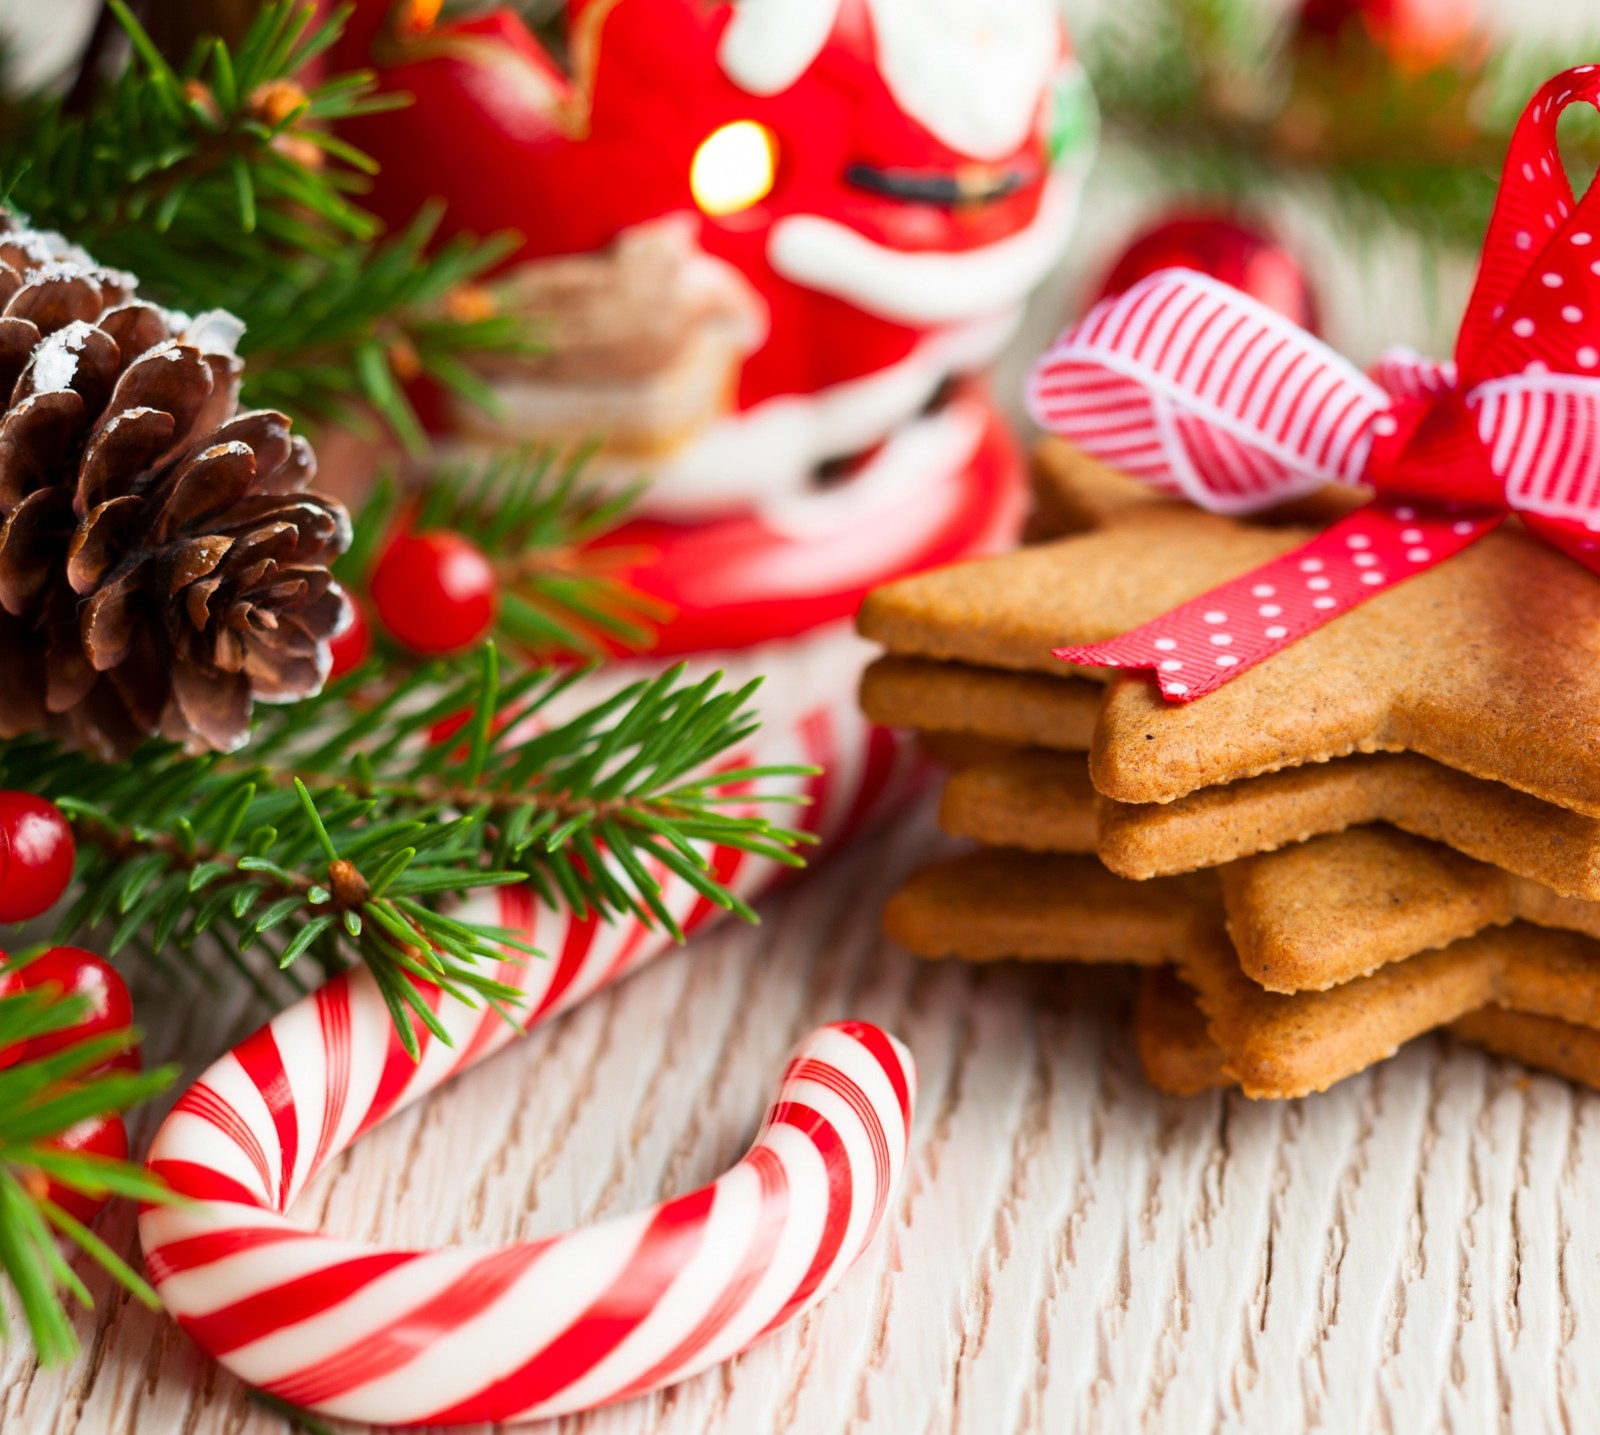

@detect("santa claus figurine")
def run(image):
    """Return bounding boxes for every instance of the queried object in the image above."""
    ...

[334,0,1095,653]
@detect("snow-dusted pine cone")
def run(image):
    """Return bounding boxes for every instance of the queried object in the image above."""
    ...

[0,213,351,759]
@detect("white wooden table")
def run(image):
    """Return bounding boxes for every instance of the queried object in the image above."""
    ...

[4,793,1600,1435]
[6,3,1600,1432]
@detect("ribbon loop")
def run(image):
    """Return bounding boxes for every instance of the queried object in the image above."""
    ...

[1025,270,1386,513]
[1031,66,1600,703]
[1456,65,1600,376]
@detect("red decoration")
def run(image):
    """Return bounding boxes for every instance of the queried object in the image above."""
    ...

[9,947,137,1070]
[37,1111,129,1225]
[370,530,499,654]
[1027,66,1600,702]
[327,601,372,679]
[0,967,20,1071]
[141,680,918,1425]
[1295,0,1478,74]
[0,794,76,925]
[0,946,141,1075]
[593,385,1023,655]
[325,1,1086,654]
[426,707,519,767]
[1097,212,1319,334]
[333,0,1085,427]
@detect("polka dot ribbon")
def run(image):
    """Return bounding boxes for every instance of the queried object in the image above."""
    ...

[1026,65,1600,702]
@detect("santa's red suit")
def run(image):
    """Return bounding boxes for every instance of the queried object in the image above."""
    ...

[333,0,1095,651]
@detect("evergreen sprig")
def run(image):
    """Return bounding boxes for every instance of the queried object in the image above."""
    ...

[1086,0,1600,251]
[2,651,812,1058]
[0,0,816,1373]
[0,2,530,448]
[219,201,522,452]
[0,979,177,1364]
[9,1,391,254]
[349,448,663,656]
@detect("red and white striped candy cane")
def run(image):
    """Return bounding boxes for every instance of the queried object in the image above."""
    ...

[139,628,921,1426]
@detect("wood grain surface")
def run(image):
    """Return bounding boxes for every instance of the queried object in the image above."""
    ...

[4,794,1599,1435]
[4,2,1600,1430]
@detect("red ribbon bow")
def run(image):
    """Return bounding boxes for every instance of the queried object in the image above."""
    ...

[1027,66,1600,701]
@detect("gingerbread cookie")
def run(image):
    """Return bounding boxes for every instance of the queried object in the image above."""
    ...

[1136,969,1600,1098]
[886,844,1600,1098]
[916,726,1600,906]
[861,655,1100,751]
[1177,918,1600,1098]
[1087,517,1600,814]
[882,849,1213,965]
[1026,438,1176,541]
[860,649,1600,899]
[1447,1006,1600,1090]
[1026,439,1368,543]
[1135,968,1229,1096]
[860,507,1600,817]
[858,508,1289,676]
[1098,750,1600,898]
[1222,825,1600,992]
[939,750,1099,854]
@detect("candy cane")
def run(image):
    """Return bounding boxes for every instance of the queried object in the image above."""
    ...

[139,634,921,1426]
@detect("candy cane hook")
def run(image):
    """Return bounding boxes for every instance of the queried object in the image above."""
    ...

[142,994,912,1425]
[139,678,920,1426]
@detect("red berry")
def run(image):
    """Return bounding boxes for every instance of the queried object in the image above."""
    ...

[370,530,498,654]
[99,1046,144,1077]
[427,706,518,760]
[36,1111,128,1225]
[1296,0,1476,74]
[0,794,75,924]
[0,963,22,1071]
[14,947,135,1068]
[328,600,373,679]
[1097,212,1320,335]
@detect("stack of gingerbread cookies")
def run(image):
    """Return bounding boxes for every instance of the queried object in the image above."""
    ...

[860,442,1600,1099]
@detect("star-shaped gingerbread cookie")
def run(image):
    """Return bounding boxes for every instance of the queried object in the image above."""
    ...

[1134,966,1600,1099]
[856,641,1600,897]
[1221,824,1600,992]
[880,843,1600,1097]
[858,507,1600,816]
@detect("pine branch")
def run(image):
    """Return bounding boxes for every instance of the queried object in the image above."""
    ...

[348,448,663,657]
[6,2,389,260]
[1085,0,1600,251]
[0,2,531,450]
[0,981,177,1364]
[1,652,813,1059]
[226,203,525,452]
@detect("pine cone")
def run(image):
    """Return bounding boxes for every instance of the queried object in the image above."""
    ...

[0,213,352,759]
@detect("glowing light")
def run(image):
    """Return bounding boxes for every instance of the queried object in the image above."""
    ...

[399,0,443,37]
[691,121,777,217]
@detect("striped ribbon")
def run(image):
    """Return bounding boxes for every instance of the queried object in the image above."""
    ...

[1027,65,1600,701]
